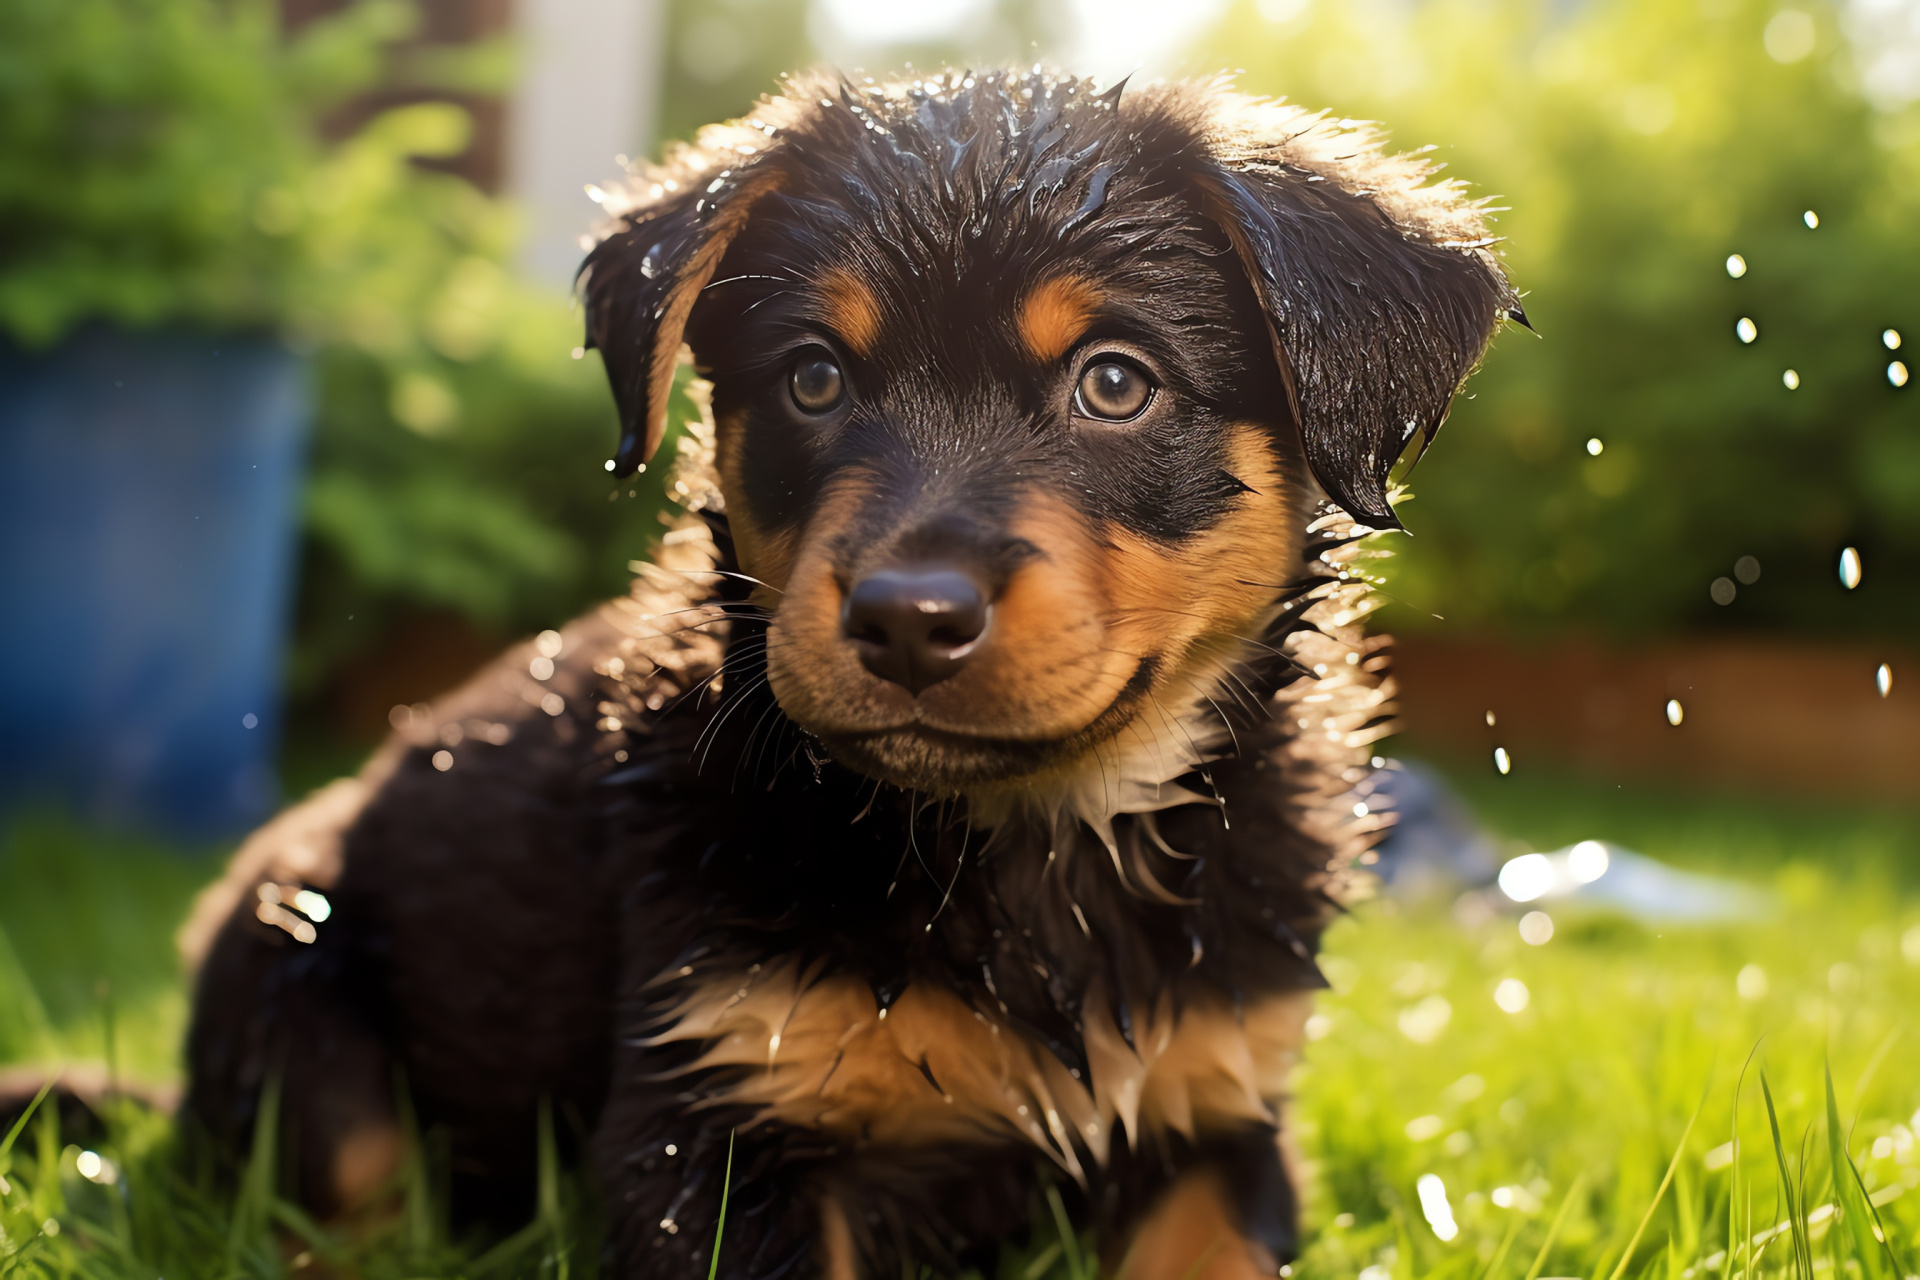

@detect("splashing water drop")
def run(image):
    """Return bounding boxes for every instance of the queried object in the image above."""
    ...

[1417,1174,1460,1240]
[1568,840,1610,882]
[1736,317,1758,343]
[1840,546,1862,589]
[1782,368,1800,390]
[1726,254,1747,278]
[1891,361,1910,388]
[1666,699,1684,726]
[1877,663,1893,697]
[1586,437,1604,456]
[1489,852,1551,901]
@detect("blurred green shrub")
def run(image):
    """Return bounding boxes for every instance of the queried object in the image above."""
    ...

[0,0,668,713]
[1196,0,1920,640]
[0,0,460,345]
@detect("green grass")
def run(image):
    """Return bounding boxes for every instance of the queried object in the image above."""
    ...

[2,763,1918,1279]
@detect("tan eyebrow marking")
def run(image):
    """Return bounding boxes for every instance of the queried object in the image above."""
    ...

[1018,274,1105,363]
[817,267,882,358]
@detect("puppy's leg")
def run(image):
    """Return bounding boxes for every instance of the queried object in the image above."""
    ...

[1116,1174,1273,1280]
[181,772,404,1215]
[1113,1126,1297,1280]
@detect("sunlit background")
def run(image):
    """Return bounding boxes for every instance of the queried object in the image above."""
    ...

[4,1,1920,1275]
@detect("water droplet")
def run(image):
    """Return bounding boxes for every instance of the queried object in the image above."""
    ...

[1782,368,1800,390]
[1485,709,1497,726]
[1876,663,1893,697]
[1803,209,1820,228]
[1734,555,1761,584]
[1885,329,1903,351]
[1710,577,1736,605]
[1736,317,1758,343]
[1891,361,1910,388]
[1586,437,1604,456]
[1840,546,1862,589]
[1726,253,1747,278]
[1493,746,1511,775]
[1569,840,1610,882]
[1666,698,1684,726]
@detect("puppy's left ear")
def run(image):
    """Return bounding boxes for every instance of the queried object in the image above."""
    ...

[578,158,786,476]
[1192,100,1520,528]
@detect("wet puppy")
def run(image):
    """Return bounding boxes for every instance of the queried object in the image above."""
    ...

[182,68,1516,1280]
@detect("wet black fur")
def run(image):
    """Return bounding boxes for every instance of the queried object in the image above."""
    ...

[184,69,1514,1279]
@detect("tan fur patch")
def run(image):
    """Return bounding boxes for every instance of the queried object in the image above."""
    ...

[1018,275,1104,363]
[713,405,800,598]
[1113,1170,1276,1280]
[637,168,787,465]
[817,267,882,358]
[647,961,1309,1185]
[331,1122,404,1211]
[819,1194,859,1280]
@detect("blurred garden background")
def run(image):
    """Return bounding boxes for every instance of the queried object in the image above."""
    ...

[3,0,1920,1276]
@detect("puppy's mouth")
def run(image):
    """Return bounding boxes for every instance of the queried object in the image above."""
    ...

[803,658,1157,791]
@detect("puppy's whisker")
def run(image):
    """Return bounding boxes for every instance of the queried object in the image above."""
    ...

[694,674,772,773]
[701,273,798,291]
[665,567,786,595]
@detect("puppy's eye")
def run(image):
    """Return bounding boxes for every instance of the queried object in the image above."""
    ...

[1074,357,1154,422]
[789,351,845,414]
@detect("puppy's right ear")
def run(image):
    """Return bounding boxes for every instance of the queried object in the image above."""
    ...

[579,161,786,477]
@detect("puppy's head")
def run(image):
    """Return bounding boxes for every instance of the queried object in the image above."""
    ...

[582,71,1515,795]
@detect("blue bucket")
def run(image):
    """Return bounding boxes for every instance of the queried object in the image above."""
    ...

[0,328,310,838]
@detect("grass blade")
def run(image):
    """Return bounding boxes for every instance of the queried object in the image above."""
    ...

[0,1080,52,1163]
[1824,1064,1895,1280]
[1046,1182,1090,1280]
[1604,1097,1703,1280]
[1480,1205,1524,1280]
[1522,1171,1586,1280]
[1760,1073,1812,1280]
[707,1129,735,1280]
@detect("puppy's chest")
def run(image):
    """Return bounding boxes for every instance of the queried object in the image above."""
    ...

[649,947,1312,1175]
[627,779,1318,1169]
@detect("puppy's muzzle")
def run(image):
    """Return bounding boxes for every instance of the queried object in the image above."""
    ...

[841,564,991,695]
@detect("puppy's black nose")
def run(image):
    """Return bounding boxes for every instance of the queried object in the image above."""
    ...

[842,566,989,695]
